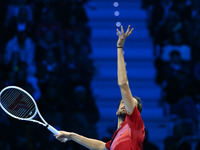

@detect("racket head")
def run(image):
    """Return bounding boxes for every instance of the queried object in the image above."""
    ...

[0,86,38,120]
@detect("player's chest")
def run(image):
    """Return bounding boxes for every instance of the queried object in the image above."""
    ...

[111,124,131,148]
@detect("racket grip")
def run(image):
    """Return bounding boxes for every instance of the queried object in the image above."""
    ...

[47,125,68,142]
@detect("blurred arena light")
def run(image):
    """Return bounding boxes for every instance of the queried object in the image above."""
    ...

[114,11,120,16]
[116,21,121,27]
[113,2,119,7]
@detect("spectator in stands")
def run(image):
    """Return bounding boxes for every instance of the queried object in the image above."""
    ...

[36,30,64,62]
[74,42,95,87]
[36,50,61,96]
[5,0,33,25]
[35,8,65,61]
[148,0,174,36]
[33,0,58,24]
[0,1,8,24]
[1,0,94,149]
[4,29,35,73]
[60,42,95,91]
[144,1,200,149]
[57,43,81,95]
[141,0,156,9]
[0,52,6,83]
[170,96,198,139]
[3,39,40,102]
[193,61,200,102]
[4,51,41,101]
[5,6,34,42]
[196,140,200,150]
[161,31,191,62]
[36,8,63,42]
[143,129,159,150]
[162,50,194,105]
[155,11,188,47]
[0,1,9,48]
[4,51,25,84]
[172,0,192,23]
[191,35,200,63]
[62,14,91,47]
[189,14,200,61]
[64,43,78,69]
[164,122,184,150]
[191,0,200,18]
[70,85,99,126]
[177,141,192,150]
[26,65,41,101]
[172,95,197,120]
[148,0,192,37]
[59,0,91,45]
[58,0,88,28]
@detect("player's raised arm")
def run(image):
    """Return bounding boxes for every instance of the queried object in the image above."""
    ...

[117,25,137,115]
[56,131,107,150]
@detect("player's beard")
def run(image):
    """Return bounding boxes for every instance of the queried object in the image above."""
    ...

[118,111,126,121]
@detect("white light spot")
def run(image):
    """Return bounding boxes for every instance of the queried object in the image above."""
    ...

[116,22,121,27]
[114,11,120,16]
[113,2,119,7]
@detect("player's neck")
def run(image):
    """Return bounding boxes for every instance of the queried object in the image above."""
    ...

[117,117,124,129]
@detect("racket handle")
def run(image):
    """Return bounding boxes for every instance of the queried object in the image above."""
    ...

[47,125,68,142]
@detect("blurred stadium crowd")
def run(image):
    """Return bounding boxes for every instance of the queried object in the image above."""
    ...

[0,0,99,149]
[142,0,200,149]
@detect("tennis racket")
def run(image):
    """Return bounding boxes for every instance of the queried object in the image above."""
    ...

[0,86,67,142]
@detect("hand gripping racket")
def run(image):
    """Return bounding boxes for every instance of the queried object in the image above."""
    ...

[0,86,67,142]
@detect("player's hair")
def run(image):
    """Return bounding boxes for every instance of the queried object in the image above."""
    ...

[133,96,142,113]
[118,96,142,113]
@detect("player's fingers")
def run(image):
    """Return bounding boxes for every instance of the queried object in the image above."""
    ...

[117,28,121,36]
[56,137,63,141]
[57,137,66,141]
[121,26,124,35]
[127,28,134,36]
[55,135,61,139]
[125,25,130,35]
[55,134,64,139]
[61,138,68,142]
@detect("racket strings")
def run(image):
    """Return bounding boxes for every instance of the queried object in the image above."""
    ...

[2,89,21,115]
[4,89,35,118]
[2,89,24,116]
[1,88,36,119]
[13,90,35,118]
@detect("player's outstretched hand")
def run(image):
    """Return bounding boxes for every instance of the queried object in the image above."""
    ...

[55,131,71,142]
[117,25,134,47]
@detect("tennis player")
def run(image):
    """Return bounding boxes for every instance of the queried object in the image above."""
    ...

[55,25,145,150]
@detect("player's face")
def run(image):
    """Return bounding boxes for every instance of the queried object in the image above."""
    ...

[116,100,126,116]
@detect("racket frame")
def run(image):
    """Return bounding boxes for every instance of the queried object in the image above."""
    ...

[0,86,67,140]
[0,86,47,126]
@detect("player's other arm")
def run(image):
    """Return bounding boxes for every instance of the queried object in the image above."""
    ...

[56,131,107,150]
[117,25,136,115]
